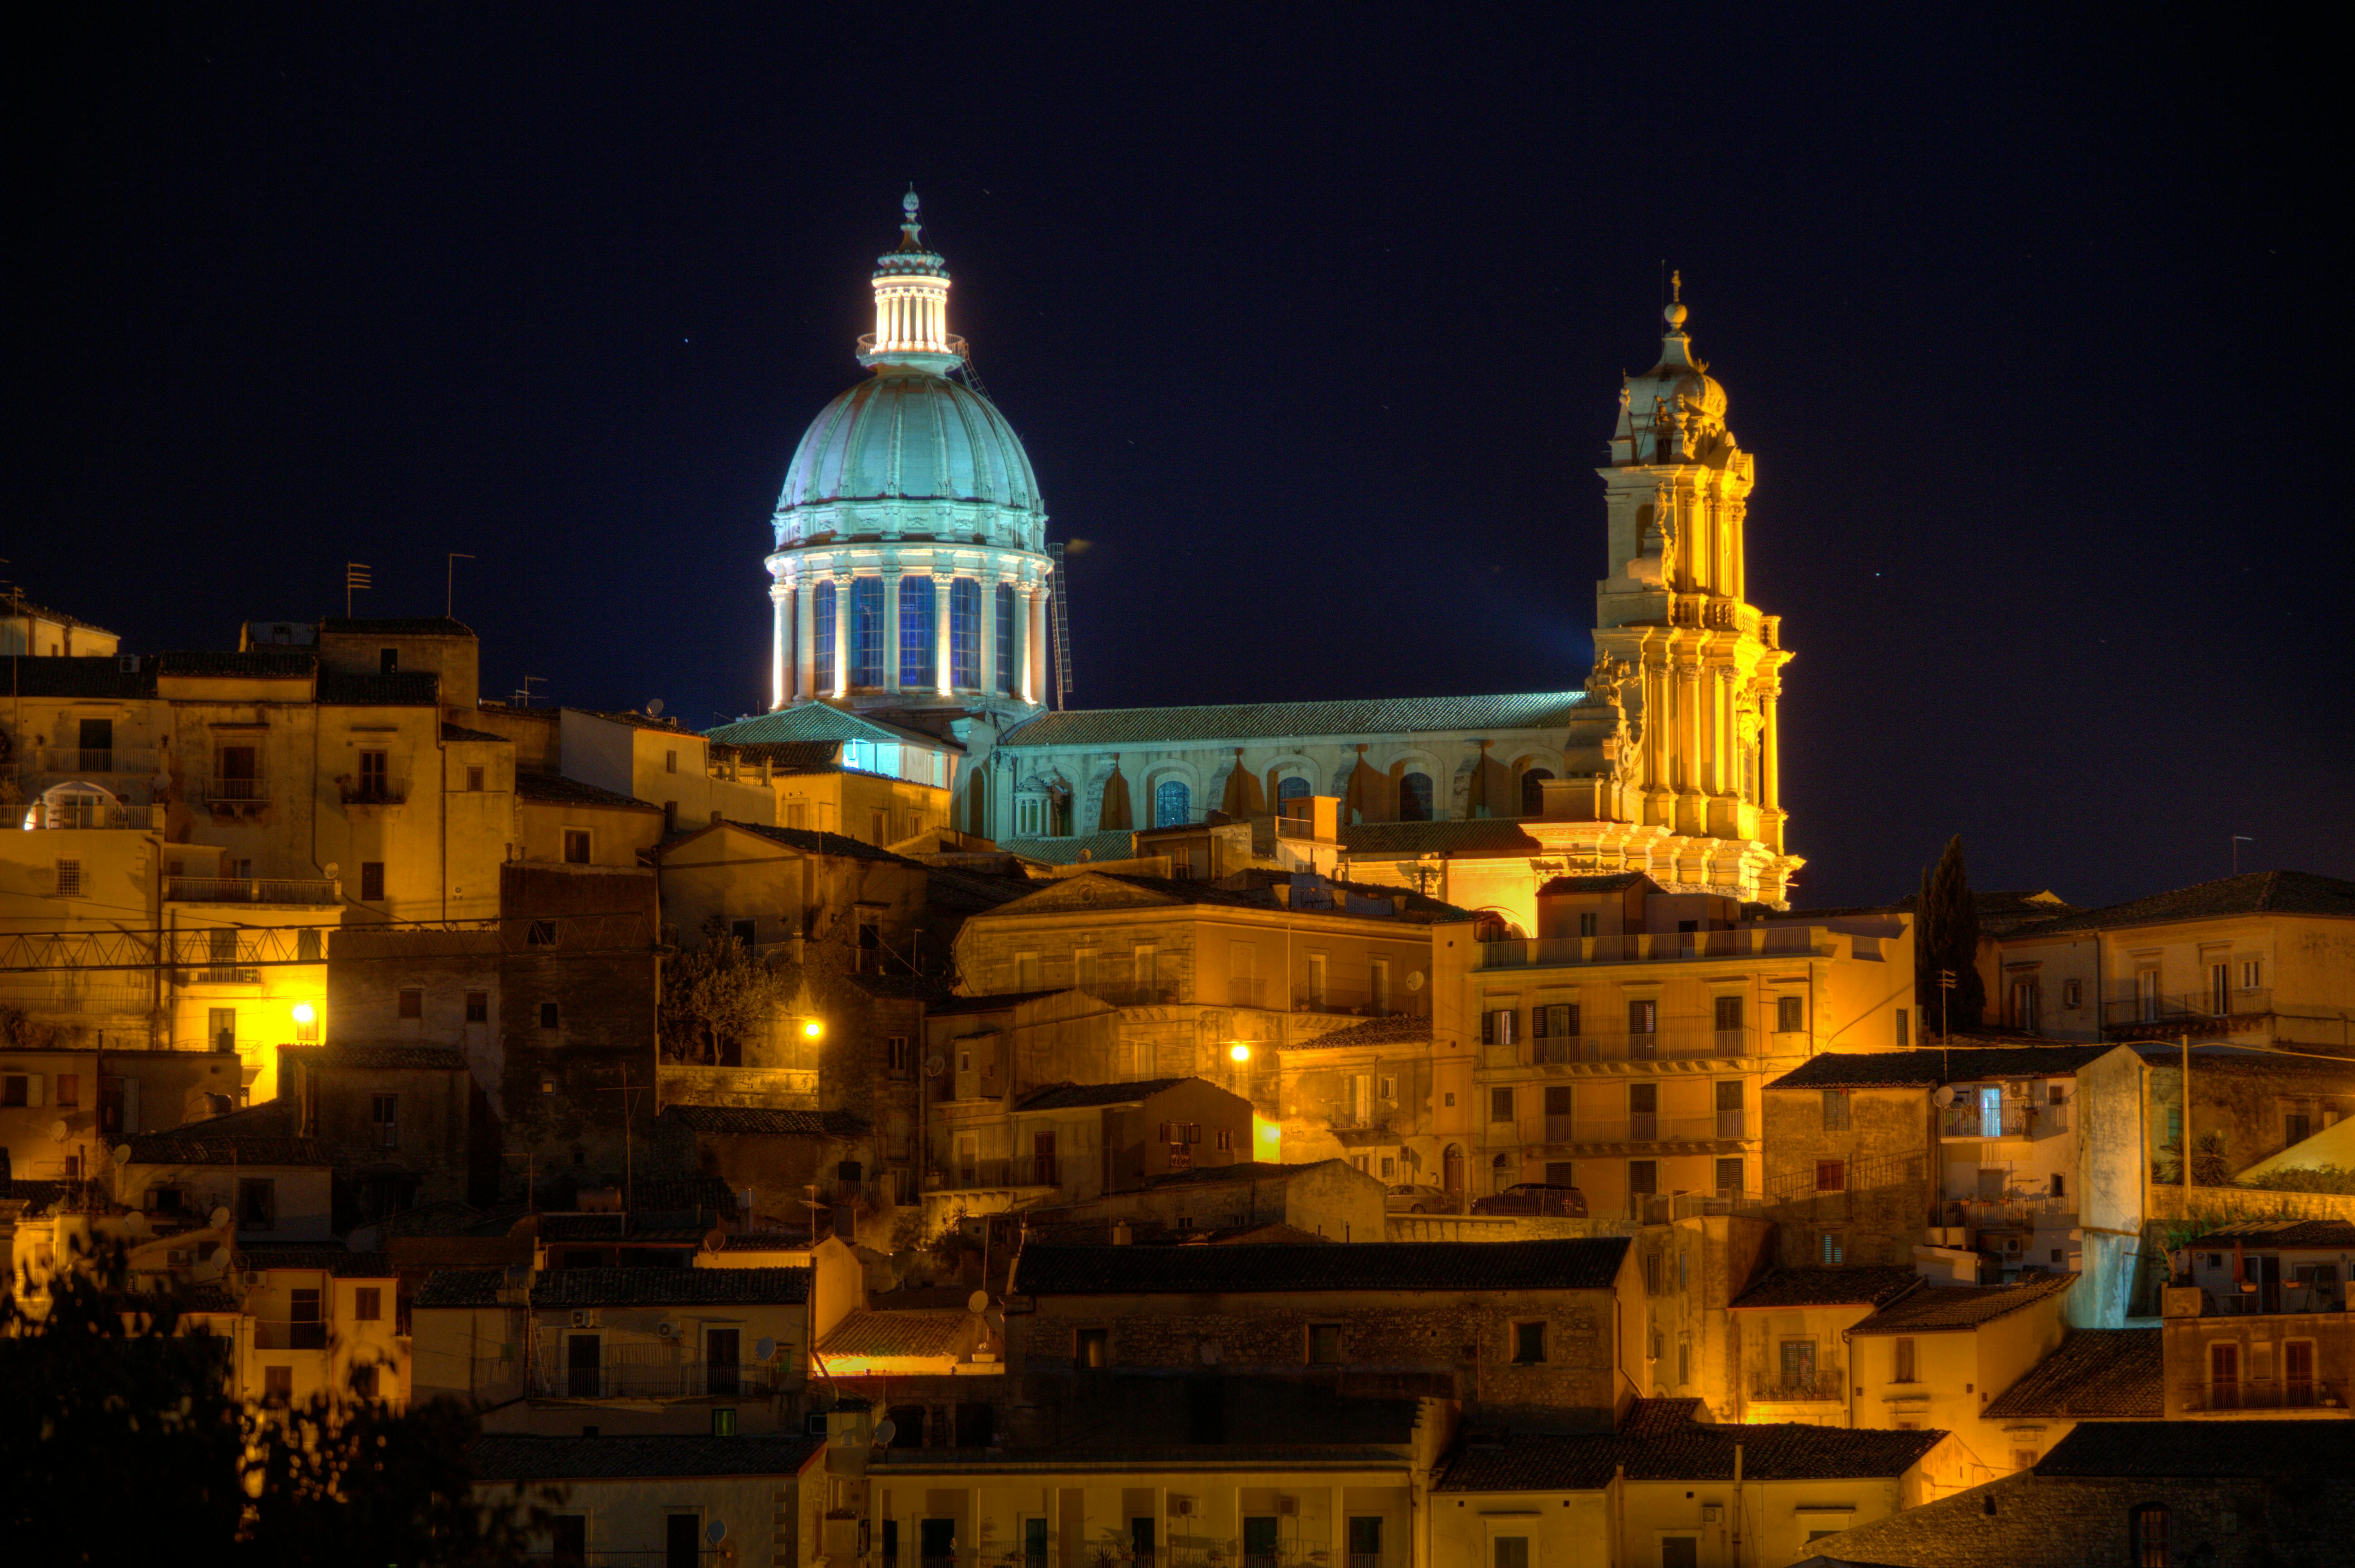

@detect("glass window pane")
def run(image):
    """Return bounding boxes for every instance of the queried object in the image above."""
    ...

[951,578,980,687]
[851,579,884,686]
[814,581,836,690]
[900,576,935,688]
[995,583,1017,693]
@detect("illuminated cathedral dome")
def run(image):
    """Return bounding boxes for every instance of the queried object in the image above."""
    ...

[1618,276,1734,463]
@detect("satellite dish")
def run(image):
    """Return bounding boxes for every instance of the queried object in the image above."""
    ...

[121,1212,151,1238]
[209,1207,233,1231]
[705,1520,726,1546]
[755,1337,776,1361]
[1407,971,1426,992]
[703,1228,726,1253]
[925,1055,947,1077]
[49,1119,68,1143]
[966,1290,990,1315]
[646,698,665,717]
[112,1144,135,1165]
[322,862,339,881]
[1933,1086,1956,1107]
[871,1418,898,1447]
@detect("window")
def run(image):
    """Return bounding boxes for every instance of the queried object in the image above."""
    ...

[2051,1172,2067,1199]
[351,1364,379,1399]
[663,748,678,775]
[398,988,423,1020]
[354,1287,382,1322]
[0,1076,26,1107]
[1894,1007,1909,1046]
[55,859,84,897]
[2062,978,2083,1009]
[1076,1328,1108,1369]
[2286,1111,2312,1146]
[994,582,1018,693]
[527,919,558,948]
[1816,1159,1846,1192]
[1714,995,1744,1031]
[1819,1231,1845,1264]
[850,577,885,686]
[731,918,757,948]
[1578,911,1598,938]
[1778,994,1805,1032]
[2241,958,2261,990]
[1215,1128,1234,1151]
[950,577,980,687]
[372,1093,399,1149]
[886,1035,910,1073]
[1716,1156,1744,1194]
[539,1002,560,1030]
[1534,1002,1579,1039]
[208,1007,237,1053]
[711,1407,737,1437]
[1493,1539,1529,1568]
[466,765,485,791]
[375,646,399,674]
[2130,1503,2169,1567]
[1276,774,1312,815]
[1154,779,1190,828]
[1490,1088,1514,1123]
[1307,1323,1343,1364]
[1628,1159,1657,1195]
[466,991,488,1023]
[1893,1337,1917,1382]
[263,1366,293,1402]
[562,828,591,864]
[1822,1089,1850,1131]
[360,862,385,901]
[1396,771,1433,821]
[1627,998,1657,1034]
[237,1177,276,1231]
[1481,1007,1519,1045]
[1512,1321,1545,1363]
[1517,767,1553,816]
[55,1074,78,1107]
[814,580,838,690]
[900,575,937,688]
[2209,1342,2238,1407]
[357,749,390,801]
[1644,1252,1662,1294]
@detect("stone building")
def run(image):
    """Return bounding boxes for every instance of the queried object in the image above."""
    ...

[1729,1266,1926,1425]
[1845,1275,2077,1482]
[1976,1326,2163,1468]
[277,1042,499,1214]
[469,1433,828,1568]
[925,1076,1254,1228]
[0,1041,240,1183]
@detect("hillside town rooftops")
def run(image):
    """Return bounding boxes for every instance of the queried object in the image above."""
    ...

[1849,1274,2074,1333]
[2011,869,2355,935]
[1729,1267,1923,1310]
[469,1433,825,1481]
[515,771,663,811]
[1981,1329,2162,1419]
[1013,1237,1631,1296]
[2031,1418,2355,1478]
[1440,1399,1946,1490]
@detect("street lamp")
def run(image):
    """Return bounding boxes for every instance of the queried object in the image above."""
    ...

[1228,1043,1252,1064]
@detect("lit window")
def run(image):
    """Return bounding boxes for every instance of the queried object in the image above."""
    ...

[850,578,885,687]
[814,581,838,689]
[950,578,980,687]
[899,576,936,688]
[994,582,1017,694]
[1154,779,1190,828]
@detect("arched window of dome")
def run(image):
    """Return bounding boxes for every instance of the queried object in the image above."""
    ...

[1154,780,1190,829]
[950,579,980,688]
[900,578,936,690]
[994,583,1017,694]
[1397,772,1434,822]
[1276,775,1312,818]
[813,582,837,691]
[1519,768,1554,817]
[850,579,885,688]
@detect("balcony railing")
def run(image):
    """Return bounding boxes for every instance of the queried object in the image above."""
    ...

[1292,981,1423,1017]
[1533,1112,1748,1146]
[20,745,163,776]
[254,1319,329,1351]
[18,799,156,830]
[1080,984,1179,1007]
[2179,1377,2345,1412]
[931,1158,1061,1192]
[1478,926,1827,969]
[1749,1368,1846,1401]
[340,780,410,806]
[202,775,269,805]
[2105,988,2273,1028]
[529,1353,785,1401]
[166,875,341,905]
[1942,1103,2069,1139]
[1486,1026,1754,1068]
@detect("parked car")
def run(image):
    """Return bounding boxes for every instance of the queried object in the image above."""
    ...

[1384,1184,1451,1214]
[1471,1183,1588,1218]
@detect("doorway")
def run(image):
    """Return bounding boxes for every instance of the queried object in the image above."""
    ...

[1242,1517,1280,1568]
[920,1518,957,1568]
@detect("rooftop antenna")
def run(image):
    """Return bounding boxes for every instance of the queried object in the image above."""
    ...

[447,552,475,618]
[1047,543,1073,710]
[2231,835,2253,877]
[513,674,546,707]
[344,562,373,618]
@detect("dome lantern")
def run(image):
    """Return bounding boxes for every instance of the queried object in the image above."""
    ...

[858,188,964,375]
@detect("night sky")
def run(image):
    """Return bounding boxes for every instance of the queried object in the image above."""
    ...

[14,9,2350,910]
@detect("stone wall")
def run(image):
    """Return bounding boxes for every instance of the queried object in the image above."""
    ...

[1762,1083,1936,1266]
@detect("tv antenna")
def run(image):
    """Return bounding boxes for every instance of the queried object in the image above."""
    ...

[344,562,373,617]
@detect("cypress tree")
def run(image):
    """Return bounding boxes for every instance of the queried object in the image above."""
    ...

[1914,835,1986,1035]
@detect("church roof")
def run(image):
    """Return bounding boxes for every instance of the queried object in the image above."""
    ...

[999,691,1588,749]
[707,704,963,751]
[777,367,1041,517]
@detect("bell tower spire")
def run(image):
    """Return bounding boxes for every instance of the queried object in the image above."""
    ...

[858,187,962,374]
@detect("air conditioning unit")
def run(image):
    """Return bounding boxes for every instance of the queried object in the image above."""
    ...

[656,1321,678,1338]
[1169,1498,1197,1518]
[569,1309,597,1328]
[243,1271,265,1288]
[1277,1498,1298,1519]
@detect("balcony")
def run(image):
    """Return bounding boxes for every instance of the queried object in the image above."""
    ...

[1535,1112,1747,1146]
[19,746,163,777]
[930,1157,1061,1193]
[529,1350,785,1401]
[17,798,156,830]
[2178,1378,2346,1413]
[1942,1103,2069,1140]
[202,774,270,807]
[1485,1024,1754,1068]
[254,1318,329,1351]
[1749,1368,1846,1402]
[339,779,410,806]
[2105,988,2272,1032]
[1478,925,1826,970]
[1078,984,1179,1007]
[166,875,341,906]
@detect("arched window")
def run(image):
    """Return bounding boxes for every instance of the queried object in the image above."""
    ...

[950,578,980,688]
[1519,767,1554,817]
[1442,1143,1466,1193]
[1491,1152,1514,1193]
[1397,771,1434,822]
[1473,911,1524,943]
[900,577,936,689]
[995,583,1018,694]
[850,579,885,687]
[1155,779,1191,829]
[2129,1504,2168,1568]
[1276,775,1312,815]
[813,581,837,691]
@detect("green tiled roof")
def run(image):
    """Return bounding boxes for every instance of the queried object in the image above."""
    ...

[1000,691,1586,748]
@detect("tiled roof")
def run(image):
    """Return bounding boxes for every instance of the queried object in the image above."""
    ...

[1439,1400,1946,1490]
[2033,1419,2355,1478]
[144,1098,298,1140]
[236,1245,393,1278]
[1339,820,1547,858]
[537,1214,709,1244]
[817,1308,969,1359]
[529,1266,810,1307]
[7,1178,102,1214]
[1849,1275,2074,1334]
[657,1104,862,1138]
[469,1433,825,1482]
[2012,870,2355,935]
[999,691,1589,748]
[706,704,962,751]
[317,669,440,705]
[837,971,957,1003]
[2182,1218,2355,1248]
[1140,1159,1340,1189]
[724,740,840,771]
[319,617,476,637]
[872,1443,1413,1471]
[413,1269,510,1308]
[0,656,156,698]
[1013,1237,1630,1296]
[988,869,1461,925]
[1729,1267,1923,1310]
[440,723,507,743]
[997,830,1143,867]
[1768,1045,2117,1091]
[296,1043,470,1071]
[157,648,316,678]
[927,988,1081,1016]
[1289,1015,1434,1049]
[1882,887,2080,935]
[6,599,116,634]
[923,865,1045,914]
[1983,1329,2162,1419]
[671,819,919,866]
[714,1231,814,1252]
[1014,1077,1197,1111]
[514,771,663,811]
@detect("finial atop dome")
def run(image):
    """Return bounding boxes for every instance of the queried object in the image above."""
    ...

[861,187,961,374]
[1655,268,1696,370]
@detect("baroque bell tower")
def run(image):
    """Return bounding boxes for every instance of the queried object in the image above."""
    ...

[1551,278,1801,905]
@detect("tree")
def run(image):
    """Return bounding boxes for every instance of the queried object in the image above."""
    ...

[3,1245,557,1565]
[1914,835,1986,1035]
[659,916,799,1064]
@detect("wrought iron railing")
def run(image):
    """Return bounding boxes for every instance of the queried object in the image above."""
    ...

[340,779,410,806]
[528,1353,784,1400]
[202,774,269,805]
[165,875,341,905]
[2105,988,2272,1027]
[1750,1368,1846,1401]
[2178,1377,2345,1412]
[21,746,162,775]
[930,1158,1061,1192]
[1478,926,1827,969]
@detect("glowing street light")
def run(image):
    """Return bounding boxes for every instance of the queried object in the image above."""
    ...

[291,1002,315,1025]
[802,1018,826,1041]
[1228,1042,1252,1063]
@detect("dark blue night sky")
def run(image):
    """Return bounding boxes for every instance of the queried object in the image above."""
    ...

[12,7,2350,908]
